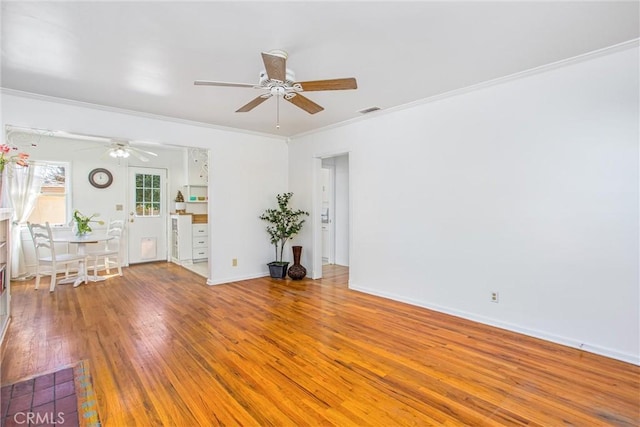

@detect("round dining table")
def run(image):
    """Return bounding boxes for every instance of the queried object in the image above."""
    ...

[54,232,114,287]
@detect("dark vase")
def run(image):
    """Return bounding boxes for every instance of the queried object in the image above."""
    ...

[288,246,307,280]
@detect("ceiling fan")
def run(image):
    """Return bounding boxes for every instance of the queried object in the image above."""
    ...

[106,140,158,162]
[194,49,357,128]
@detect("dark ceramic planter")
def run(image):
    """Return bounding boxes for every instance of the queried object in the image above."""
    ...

[267,262,289,279]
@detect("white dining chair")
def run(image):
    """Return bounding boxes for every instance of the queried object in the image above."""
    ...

[27,222,88,292]
[87,219,124,277]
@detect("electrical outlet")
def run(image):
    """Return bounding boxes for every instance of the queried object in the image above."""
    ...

[491,292,499,303]
[232,258,238,267]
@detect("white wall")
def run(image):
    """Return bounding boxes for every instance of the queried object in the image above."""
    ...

[289,46,639,364]
[1,92,288,285]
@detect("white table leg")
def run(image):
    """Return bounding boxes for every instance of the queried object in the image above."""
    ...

[55,236,114,286]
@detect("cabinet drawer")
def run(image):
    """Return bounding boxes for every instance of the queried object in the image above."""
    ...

[192,237,208,248]
[192,248,209,260]
[192,224,208,236]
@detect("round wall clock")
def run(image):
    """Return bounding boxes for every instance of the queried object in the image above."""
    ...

[88,168,113,189]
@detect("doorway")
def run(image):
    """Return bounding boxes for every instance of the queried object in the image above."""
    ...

[128,166,168,263]
[321,166,334,265]
[314,154,350,279]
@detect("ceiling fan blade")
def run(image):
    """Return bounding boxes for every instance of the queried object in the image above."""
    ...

[194,80,255,88]
[236,95,271,113]
[128,150,150,162]
[296,78,358,91]
[130,146,158,157]
[261,52,286,82]
[286,94,324,114]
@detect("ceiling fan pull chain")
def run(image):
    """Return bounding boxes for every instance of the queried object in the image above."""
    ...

[276,94,280,129]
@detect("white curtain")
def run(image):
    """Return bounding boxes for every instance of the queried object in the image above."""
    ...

[5,163,45,278]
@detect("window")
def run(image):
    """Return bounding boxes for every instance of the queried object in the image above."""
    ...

[134,173,161,216]
[27,163,70,226]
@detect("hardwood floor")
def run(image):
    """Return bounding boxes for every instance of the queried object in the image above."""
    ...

[1,263,638,426]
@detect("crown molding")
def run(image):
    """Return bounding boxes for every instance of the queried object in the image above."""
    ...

[2,39,637,143]
[0,88,288,142]
[291,39,640,140]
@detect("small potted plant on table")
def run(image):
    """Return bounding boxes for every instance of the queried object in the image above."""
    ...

[72,210,104,236]
[260,192,309,279]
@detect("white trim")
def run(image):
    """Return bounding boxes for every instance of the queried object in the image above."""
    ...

[291,39,640,140]
[312,150,351,279]
[0,88,289,141]
[207,271,268,286]
[350,283,640,366]
[3,40,636,142]
[311,158,323,279]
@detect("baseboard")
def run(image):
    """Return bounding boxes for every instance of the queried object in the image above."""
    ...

[349,283,639,366]
[207,271,268,286]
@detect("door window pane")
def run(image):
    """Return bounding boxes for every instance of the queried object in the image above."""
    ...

[134,173,161,217]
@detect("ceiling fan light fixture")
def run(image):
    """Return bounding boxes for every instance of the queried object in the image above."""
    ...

[270,86,286,97]
[109,147,130,158]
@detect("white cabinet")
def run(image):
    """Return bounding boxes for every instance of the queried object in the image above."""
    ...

[171,214,193,264]
[192,224,208,262]
[171,215,208,265]
[0,209,12,345]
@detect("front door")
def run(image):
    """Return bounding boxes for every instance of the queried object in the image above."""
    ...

[128,167,167,264]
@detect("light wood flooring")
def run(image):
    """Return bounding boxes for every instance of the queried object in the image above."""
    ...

[1,263,638,426]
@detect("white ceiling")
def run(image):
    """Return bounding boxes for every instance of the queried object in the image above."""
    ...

[2,1,638,138]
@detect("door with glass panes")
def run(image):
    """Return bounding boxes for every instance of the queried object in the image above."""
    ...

[128,167,167,263]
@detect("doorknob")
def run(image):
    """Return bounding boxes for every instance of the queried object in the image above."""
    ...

[129,212,135,223]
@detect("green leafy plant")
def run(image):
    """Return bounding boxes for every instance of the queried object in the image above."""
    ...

[72,210,104,235]
[259,192,309,264]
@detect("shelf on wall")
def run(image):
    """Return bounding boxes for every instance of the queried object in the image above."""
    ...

[183,185,208,203]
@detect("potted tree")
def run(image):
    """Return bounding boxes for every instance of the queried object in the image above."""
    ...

[260,192,309,279]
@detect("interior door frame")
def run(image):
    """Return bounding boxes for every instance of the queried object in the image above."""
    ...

[312,151,351,280]
[127,166,169,264]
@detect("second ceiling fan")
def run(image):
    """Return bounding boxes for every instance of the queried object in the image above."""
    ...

[195,50,357,127]
[106,140,158,162]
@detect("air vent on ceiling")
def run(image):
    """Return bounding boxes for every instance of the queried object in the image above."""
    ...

[358,106,381,114]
